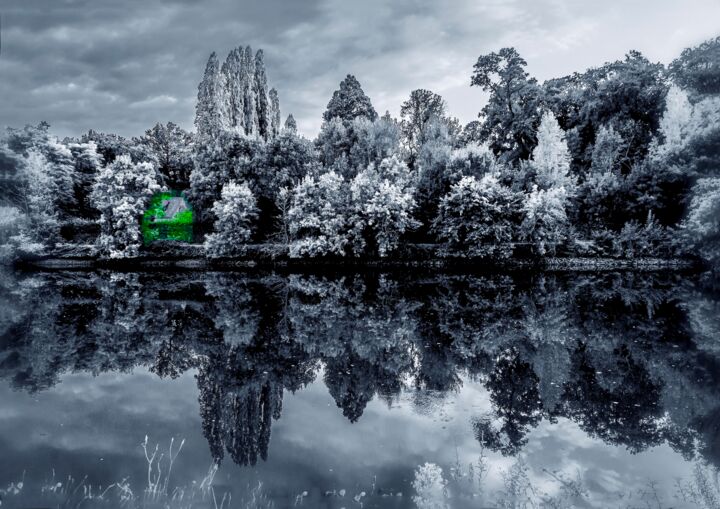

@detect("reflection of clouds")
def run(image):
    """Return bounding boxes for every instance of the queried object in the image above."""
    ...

[0,366,704,506]
[523,418,694,504]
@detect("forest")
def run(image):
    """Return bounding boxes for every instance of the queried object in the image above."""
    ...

[0,38,719,268]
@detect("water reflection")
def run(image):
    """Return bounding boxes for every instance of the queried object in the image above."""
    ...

[1,269,719,473]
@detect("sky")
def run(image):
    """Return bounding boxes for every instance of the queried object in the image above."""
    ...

[1,0,719,140]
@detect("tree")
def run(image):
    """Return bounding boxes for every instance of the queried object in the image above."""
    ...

[90,155,161,258]
[655,85,693,154]
[323,74,378,123]
[188,131,261,225]
[530,111,576,192]
[578,168,625,229]
[288,172,349,257]
[669,36,720,97]
[66,140,103,220]
[6,123,78,219]
[521,185,570,255]
[446,142,500,182]
[471,47,543,162]
[543,51,667,175]
[248,130,317,239]
[269,88,281,139]
[589,125,624,175]
[348,155,420,257]
[414,117,453,227]
[682,178,720,269]
[139,122,194,189]
[204,182,258,257]
[195,52,224,138]
[284,114,297,134]
[254,50,271,140]
[433,174,522,259]
[348,113,402,170]
[15,151,60,245]
[400,89,447,158]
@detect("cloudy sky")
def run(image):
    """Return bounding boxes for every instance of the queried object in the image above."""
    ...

[1,0,718,140]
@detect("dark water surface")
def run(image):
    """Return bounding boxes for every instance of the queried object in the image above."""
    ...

[1,270,719,508]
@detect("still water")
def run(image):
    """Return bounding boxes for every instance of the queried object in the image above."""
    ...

[0,269,719,508]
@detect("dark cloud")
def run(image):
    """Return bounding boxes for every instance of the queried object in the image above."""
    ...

[0,0,718,139]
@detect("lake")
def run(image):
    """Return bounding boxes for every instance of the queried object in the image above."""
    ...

[0,269,719,508]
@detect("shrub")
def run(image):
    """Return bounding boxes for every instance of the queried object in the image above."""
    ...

[288,172,349,257]
[204,182,258,257]
[434,175,522,259]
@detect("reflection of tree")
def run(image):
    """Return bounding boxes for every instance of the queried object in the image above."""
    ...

[2,269,720,468]
[473,348,542,455]
[561,343,664,453]
[197,274,315,465]
[288,274,416,421]
[197,366,283,466]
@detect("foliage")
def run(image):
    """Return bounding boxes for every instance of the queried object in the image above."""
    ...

[682,178,720,268]
[348,156,420,257]
[90,155,162,258]
[139,122,194,189]
[288,172,349,257]
[204,182,258,257]
[543,50,668,174]
[669,36,720,97]
[400,89,447,159]
[530,111,576,192]
[471,47,543,163]
[521,185,570,255]
[434,175,522,259]
[5,123,78,219]
[412,463,449,509]
[188,131,260,225]
[323,74,378,123]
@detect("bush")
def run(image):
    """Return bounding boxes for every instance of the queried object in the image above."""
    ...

[288,172,349,258]
[348,156,420,257]
[204,182,258,257]
[433,175,522,259]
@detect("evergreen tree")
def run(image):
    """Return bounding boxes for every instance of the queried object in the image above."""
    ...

[323,75,378,123]
[284,114,297,134]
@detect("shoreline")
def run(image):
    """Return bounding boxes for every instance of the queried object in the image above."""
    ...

[14,252,700,273]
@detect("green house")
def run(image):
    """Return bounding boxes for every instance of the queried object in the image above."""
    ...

[142,191,194,244]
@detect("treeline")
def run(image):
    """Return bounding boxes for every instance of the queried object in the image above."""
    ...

[1,39,719,265]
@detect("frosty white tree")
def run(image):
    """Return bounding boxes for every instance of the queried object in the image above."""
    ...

[288,172,349,257]
[349,155,419,257]
[91,155,161,258]
[531,111,575,192]
[205,181,258,257]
